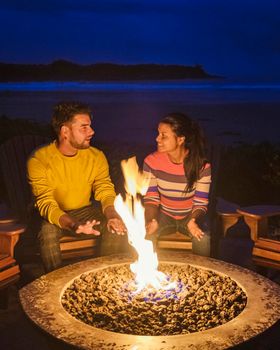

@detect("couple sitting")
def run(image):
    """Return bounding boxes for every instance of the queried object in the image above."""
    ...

[27,101,211,272]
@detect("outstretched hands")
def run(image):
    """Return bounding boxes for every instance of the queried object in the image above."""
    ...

[60,207,127,236]
[74,218,127,236]
[75,217,127,236]
[59,214,100,235]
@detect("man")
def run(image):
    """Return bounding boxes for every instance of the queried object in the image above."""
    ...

[27,102,126,272]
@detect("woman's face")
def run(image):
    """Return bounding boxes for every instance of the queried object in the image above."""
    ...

[156,122,185,153]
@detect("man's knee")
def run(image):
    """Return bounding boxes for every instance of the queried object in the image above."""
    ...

[38,221,61,244]
[99,230,130,256]
[37,220,63,272]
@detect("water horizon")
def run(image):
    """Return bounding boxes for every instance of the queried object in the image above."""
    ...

[1,80,280,146]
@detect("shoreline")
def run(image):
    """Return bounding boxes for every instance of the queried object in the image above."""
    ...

[0,76,221,83]
[0,80,279,147]
[0,61,215,82]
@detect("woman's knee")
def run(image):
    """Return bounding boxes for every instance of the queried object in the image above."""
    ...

[192,232,211,257]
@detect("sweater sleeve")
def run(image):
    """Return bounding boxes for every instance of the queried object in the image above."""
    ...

[143,158,160,207]
[192,162,212,214]
[92,151,116,212]
[27,155,65,227]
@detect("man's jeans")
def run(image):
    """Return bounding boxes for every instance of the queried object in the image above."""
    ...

[38,205,128,272]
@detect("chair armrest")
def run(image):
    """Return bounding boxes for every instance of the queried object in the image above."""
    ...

[237,205,280,241]
[237,205,280,219]
[0,223,26,257]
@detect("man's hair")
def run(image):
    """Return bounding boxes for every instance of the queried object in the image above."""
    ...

[51,102,92,136]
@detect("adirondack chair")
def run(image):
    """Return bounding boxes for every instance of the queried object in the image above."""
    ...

[0,135,100,266]
[217,201,280,271]
[237,206,280,270]
[156,142,223,254]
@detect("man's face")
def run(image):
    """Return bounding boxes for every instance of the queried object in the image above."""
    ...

[66,114,95,149]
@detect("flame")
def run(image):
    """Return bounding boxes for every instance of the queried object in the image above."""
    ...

[120,156,150,196]
[114,157,175,293]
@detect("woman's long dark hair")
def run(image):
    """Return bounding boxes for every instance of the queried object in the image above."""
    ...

[160,112,207,191]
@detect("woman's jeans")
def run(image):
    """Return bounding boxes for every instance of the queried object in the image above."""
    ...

[151,212,211,257]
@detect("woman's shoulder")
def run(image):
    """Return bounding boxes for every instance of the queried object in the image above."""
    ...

[145,151,166,161]
[144,151,168,170]
[144,151,167,166]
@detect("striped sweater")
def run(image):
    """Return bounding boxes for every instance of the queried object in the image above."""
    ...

[143,152,211,219]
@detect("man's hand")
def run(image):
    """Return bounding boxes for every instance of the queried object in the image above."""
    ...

[104,205,126,235]
[75,220,101,235]
[107,218,126,235]
[59,213,100,235]
[187,218,204,241]
[145,218,158,235]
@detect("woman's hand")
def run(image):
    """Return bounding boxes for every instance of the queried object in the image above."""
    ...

[75,220,101,235]
[146,218,159,235]
[187,218,204,241]
[107,218,127,235]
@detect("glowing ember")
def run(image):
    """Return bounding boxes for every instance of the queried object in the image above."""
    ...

[114,157,176,292]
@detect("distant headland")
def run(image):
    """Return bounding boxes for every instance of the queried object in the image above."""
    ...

[0,60,220,82]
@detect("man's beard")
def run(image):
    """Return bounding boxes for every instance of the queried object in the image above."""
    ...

[70,139,91,149]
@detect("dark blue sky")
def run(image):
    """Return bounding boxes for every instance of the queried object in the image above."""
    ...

[1,0,280,80]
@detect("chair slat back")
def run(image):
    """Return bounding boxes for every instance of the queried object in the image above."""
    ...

[206,142,224,219]
[0,135,50,222]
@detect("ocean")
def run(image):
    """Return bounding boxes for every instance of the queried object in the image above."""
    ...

[0,80,280,146]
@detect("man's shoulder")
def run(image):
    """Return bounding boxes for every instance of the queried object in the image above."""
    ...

[27,142,56,172]
[85,146,104,158]
[29,141,55,160]
[82,146,110,165]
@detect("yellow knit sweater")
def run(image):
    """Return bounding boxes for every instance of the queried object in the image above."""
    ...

[27,141,116,227]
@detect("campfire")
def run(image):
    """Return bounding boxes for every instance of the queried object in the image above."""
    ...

[114,156,175,292]
[61,157,247,336]
[61,263,246,335]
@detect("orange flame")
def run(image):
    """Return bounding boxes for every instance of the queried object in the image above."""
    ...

[114,157,175,292]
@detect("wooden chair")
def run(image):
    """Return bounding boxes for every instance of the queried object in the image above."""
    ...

[236,205,280,270]
[217,202,280,271]
[0,135,100,266]
[0,219,25,308]
[216,197,242,237]
[157,232,192,250]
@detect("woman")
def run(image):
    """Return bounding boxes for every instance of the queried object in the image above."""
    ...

[143,112,211,256]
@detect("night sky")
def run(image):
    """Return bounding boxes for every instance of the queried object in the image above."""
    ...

[1,0,280,80]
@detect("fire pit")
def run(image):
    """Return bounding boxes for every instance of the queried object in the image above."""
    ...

[61,262,246,336]
[20,252,280,350]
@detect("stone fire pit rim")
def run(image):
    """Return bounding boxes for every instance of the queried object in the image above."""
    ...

[19,252,280,350]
